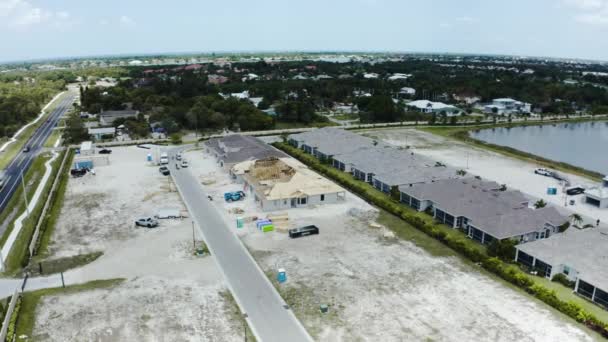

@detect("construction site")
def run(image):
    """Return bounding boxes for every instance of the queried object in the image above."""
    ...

[183,136,598,341]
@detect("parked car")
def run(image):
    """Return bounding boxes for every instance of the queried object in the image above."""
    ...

[159,166,170,176]
[181,159,188,168]
[160,152,169,165]
[135,217,159,228]
[566,186,586,196]
[534,168,553,177]
[176,153,182,160]
[99,148,112,154]
[289,225,320,239]
[70,168,88,177]
[224,191,246,202]
[22,146,30,153]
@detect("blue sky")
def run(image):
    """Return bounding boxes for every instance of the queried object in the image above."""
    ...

[1,0,608,62]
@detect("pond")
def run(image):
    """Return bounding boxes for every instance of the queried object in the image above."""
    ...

[470,121,608,175]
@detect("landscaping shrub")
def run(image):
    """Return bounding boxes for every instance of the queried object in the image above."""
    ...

[552,273,576,289]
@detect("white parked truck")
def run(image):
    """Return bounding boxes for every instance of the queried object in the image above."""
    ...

[160,152,169,165]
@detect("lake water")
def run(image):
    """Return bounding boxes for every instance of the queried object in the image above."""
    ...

[470,121,608,175]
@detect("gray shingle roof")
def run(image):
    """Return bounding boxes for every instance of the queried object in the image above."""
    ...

[205,135,287,164]
[517,227,608,291]
[288,127,386,156]
[400,178,566,239]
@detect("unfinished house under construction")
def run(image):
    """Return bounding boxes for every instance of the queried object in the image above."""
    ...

[231,157,346,211]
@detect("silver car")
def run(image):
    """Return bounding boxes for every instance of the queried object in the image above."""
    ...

[135,217,159,228]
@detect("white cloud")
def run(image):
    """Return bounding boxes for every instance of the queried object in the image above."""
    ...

[119,15,136,27]
[563,0,608,25]
[0,0,71,29]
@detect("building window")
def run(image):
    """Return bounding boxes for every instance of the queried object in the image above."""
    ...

[320,194,325,201]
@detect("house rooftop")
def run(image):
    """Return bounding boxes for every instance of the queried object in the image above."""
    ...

[400,178,566,239]
[88,127,116,135]
[205,134,287,165]
[288,127,386,156]
[517,227,608,290]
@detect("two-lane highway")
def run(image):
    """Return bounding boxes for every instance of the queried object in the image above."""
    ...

[170,149,313,342]
[0,92,76,222]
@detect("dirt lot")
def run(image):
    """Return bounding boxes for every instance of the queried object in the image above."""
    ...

[185,146,598,341]
[32,146,240,341]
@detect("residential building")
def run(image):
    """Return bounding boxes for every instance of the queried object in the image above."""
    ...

[452,93,481,105]
[484,98,532,115]
[584,176,608,208]
[406,100,461,116]
[99,110,139,125]
[388,73,412,81]
[287,127,382,160]
[399,178,567,244]
[515,228,608,309]
[399,87,416,96]
[231,157,346,211]
[205,134,287,170]
[208,74,229,85]
[88,127,116,140]
[332,146,458,192]
[333,103,358,114]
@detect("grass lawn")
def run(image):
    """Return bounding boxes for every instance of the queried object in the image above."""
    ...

[14,279,124,339]
[333,113,359,121]
[0,151,66,275]
[533,276,608,322]
[273,121,338,130]
[0,92,66,170]
[43,129,62,148]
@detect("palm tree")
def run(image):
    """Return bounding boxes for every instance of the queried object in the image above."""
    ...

[569,213,583,227]
[534,199,547,209]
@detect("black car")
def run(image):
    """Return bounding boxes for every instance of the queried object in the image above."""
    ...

[22,146,30,153]
[566,187,585,196]
[70,168,88,177]
[289,225,319,239]
[159,166,170,176]
[99,148,112,154]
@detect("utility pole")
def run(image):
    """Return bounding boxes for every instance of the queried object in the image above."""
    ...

[192,221,196,250]
[21,170,30,215]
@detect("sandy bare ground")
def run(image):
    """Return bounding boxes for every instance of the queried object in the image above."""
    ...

[362,127,608,228]
[185,147,597,342]
[31,146,240,341]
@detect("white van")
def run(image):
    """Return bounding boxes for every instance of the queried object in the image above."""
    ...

[160,152,169,165]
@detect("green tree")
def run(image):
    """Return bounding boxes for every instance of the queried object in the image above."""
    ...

[534,199,547,209]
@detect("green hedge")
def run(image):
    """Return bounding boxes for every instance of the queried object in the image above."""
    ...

[274,142,608,339]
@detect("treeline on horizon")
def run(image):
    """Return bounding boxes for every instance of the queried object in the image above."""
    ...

[5,58,608,139]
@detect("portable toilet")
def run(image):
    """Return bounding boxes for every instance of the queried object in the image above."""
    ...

[277,268,287,283]
[236,217,244,229]
[147,153,153,162]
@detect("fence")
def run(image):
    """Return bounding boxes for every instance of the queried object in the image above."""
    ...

[0,289,21,341]
[28,148,71,257]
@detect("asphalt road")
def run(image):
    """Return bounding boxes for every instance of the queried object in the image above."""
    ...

[0,93,75,220]
[169,150,313,342]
